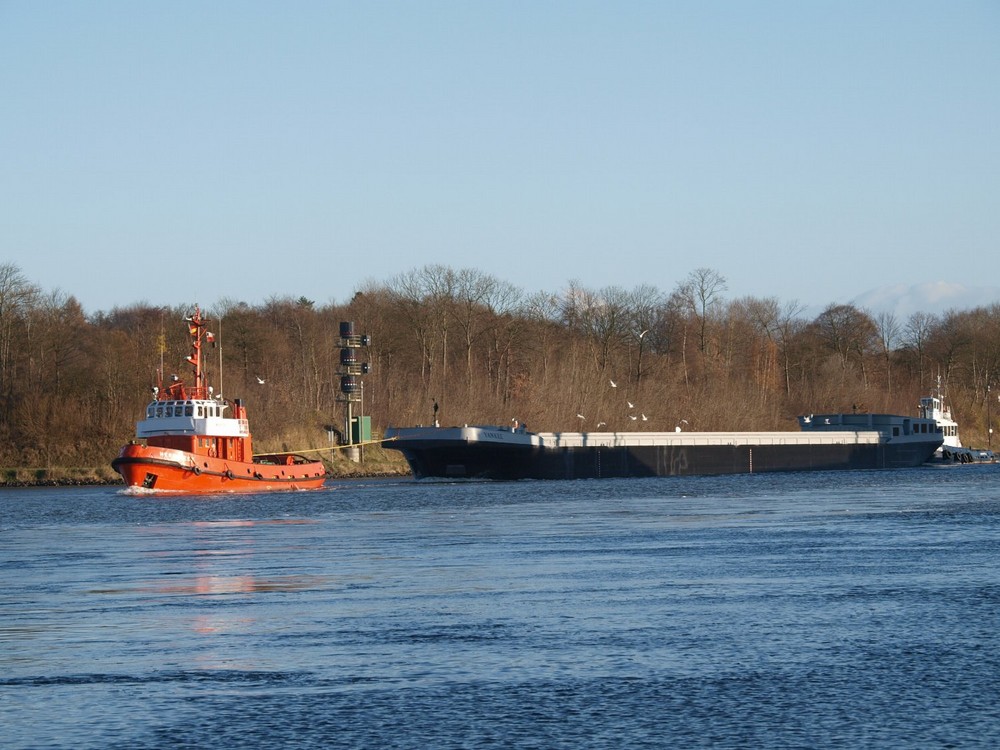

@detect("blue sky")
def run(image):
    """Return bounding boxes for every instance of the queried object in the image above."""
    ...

[2,1,998,316]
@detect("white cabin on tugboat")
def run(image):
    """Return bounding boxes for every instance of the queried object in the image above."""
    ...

[138,396,248,439]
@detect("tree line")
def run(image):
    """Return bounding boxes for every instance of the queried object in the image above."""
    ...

[1,261,998,469]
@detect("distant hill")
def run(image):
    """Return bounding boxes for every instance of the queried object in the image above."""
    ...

[851,282,1000,319]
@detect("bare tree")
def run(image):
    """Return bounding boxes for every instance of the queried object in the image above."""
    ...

[812,304,879,389]
[685,268,728,356]
[730,295,782,400]
[775,300,806,397]
[902,311,938,388]
[625,284,664,385]
[0,263,40,401]
[875,310,901,397]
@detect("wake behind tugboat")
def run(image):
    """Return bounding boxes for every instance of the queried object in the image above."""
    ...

[385,407,945,481]
[111,306,326,493]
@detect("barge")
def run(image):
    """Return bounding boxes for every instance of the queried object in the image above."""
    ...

[385,409,944,480]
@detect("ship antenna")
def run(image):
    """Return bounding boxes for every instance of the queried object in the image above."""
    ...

[157,310,166,393]
[217,315,223,399]
[184,304,205,396]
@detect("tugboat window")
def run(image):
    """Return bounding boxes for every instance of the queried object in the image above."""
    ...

[185,404,194,416]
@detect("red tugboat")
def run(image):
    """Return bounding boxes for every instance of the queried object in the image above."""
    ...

[112,306,327,493]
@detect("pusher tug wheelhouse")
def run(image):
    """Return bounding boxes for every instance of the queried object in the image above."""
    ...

[112,306,327,493]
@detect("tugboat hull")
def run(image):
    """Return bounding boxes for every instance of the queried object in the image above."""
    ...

[113,443,326,493]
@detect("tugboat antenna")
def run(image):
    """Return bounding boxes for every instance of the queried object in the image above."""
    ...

[217,316,223,399]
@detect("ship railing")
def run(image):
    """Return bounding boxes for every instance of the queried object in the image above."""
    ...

[156,386,211,401]
[534,431,885,448]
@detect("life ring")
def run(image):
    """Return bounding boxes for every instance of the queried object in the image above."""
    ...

[225,469,234,479]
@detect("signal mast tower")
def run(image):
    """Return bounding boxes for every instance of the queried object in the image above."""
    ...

[337,322,371,462]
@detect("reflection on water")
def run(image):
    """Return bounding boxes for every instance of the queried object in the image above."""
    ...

[90,575,332,596]
[3,469,1000,749]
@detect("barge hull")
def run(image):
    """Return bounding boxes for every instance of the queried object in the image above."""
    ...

[395,441,937,480]
[386,419,944,481]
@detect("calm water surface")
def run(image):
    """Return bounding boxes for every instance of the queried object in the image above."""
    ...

[3,467,1000,748]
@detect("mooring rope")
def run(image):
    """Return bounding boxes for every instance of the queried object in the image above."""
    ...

[253,436,397,457]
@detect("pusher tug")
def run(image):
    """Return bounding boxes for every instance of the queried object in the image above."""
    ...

[919,381,996,464]
[112,306,327,493]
